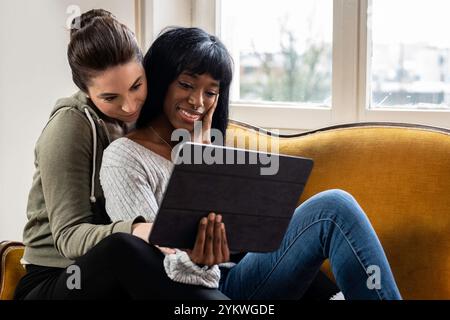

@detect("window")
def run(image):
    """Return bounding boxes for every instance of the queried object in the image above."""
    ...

[189,0,450,129]
[221,0,333,107]
[369,0,450,110]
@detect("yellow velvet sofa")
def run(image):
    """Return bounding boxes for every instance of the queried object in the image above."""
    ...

[226,120,450,300]
[1,120,449,300]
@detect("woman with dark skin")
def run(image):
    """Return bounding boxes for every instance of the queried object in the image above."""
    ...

[101,27,402,300]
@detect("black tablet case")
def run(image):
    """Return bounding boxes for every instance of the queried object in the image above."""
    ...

[149,143,313,253]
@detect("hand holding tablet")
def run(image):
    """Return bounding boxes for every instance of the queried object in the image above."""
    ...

[149,142,314,253]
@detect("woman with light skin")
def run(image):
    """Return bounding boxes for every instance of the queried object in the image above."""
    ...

[14,9,331,300]
[14,10,229,300]
[101,27,402,300]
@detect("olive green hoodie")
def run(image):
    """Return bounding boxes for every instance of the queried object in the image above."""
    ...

[22,92,144,268]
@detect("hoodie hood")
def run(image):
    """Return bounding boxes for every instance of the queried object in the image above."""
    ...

[49,91,132,204]
[51,91,111,204]
[52,91,101,121]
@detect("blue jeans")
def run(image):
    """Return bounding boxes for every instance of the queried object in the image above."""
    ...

[219,189,402,300]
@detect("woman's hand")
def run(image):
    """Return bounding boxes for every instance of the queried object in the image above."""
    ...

[186,212,230,267]
[192,98,218,145]
[131,222,153,243]
[132,222,177,254]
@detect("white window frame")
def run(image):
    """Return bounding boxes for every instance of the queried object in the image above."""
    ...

[358,0,450,128]
[139,0,450,130]
[135,0,192,52]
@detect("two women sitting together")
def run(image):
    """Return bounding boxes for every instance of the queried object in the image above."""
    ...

[15,9,402,300]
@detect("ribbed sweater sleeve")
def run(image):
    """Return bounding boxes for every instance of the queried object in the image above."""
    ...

[100,141,163,222]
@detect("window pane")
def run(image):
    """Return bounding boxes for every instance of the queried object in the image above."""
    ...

[370,0,450,110]
[221,0,333,106]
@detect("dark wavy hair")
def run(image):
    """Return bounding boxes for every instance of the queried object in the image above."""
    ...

[137,27,233,140]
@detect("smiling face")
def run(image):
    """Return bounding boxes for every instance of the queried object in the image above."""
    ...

[87,60,147,123]
[163,72,220,131]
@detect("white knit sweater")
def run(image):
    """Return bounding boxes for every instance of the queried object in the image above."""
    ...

[100,137,221,288]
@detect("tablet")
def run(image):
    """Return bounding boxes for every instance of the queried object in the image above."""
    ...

[148,142,313,253]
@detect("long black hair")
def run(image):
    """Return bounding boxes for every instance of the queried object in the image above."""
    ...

[137,27,233,140]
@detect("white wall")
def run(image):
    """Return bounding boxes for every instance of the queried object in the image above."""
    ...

[0,0,136,241]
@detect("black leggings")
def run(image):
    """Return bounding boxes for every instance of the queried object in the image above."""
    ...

[15,233,228,300]
[15,233,337,300]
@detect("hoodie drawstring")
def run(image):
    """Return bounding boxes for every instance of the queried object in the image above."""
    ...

[84,108,97,204]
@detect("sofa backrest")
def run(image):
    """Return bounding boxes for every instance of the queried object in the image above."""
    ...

[226,120,450,300]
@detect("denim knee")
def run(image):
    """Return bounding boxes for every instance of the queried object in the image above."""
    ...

[296,189,366,223]
[315,189,355,209]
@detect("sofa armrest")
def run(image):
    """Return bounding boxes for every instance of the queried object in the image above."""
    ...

[0,241,26,300]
